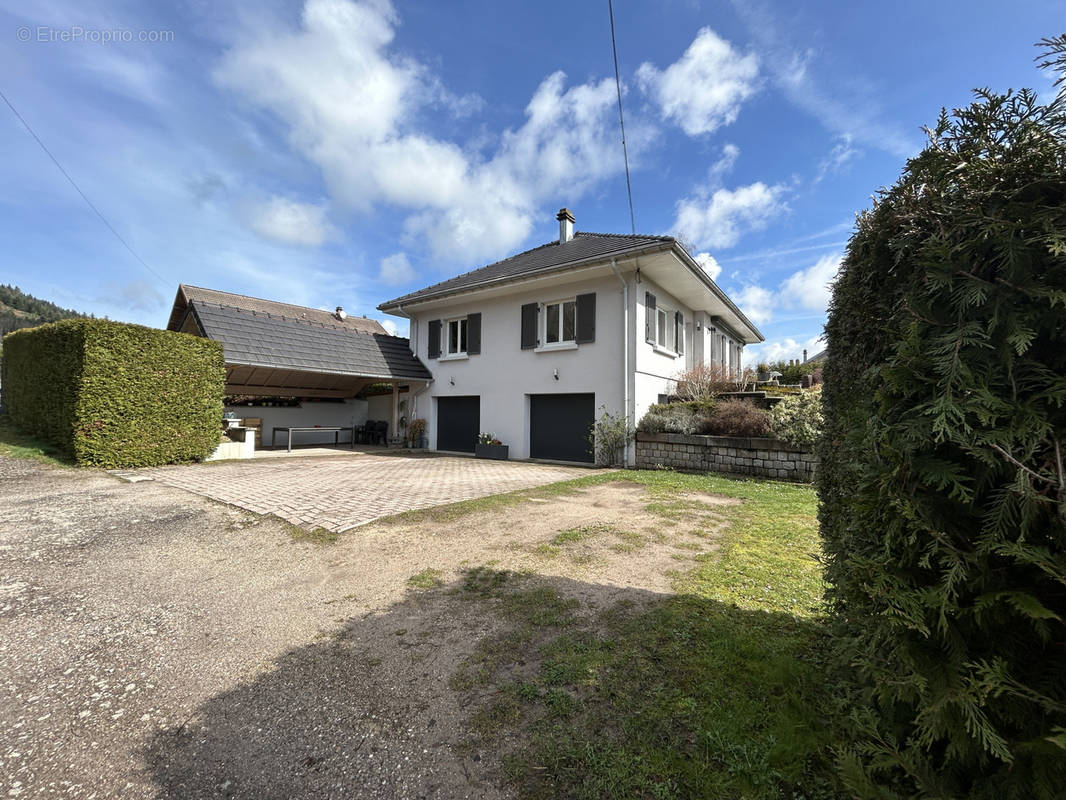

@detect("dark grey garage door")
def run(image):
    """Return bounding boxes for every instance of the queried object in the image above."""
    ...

[437,396,480,453]
[529,393,595,463]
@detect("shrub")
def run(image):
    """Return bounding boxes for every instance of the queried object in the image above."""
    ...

[637,401,715,435]
[769,389,823,448]
[818,43,1066,799]
[767,359,815,384]
[588,406,634,466]
[703,399,771,437]
[2,319,224,467]
[674,363,737,399]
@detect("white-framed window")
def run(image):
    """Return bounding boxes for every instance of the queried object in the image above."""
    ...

[653,305,683,354]
[445,316,468,356]
[542,298,577,345]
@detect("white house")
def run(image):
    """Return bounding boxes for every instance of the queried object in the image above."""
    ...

[378,209,762,464]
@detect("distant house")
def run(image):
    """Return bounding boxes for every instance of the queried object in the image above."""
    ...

[166,285,432,446]
[378,208,763,463]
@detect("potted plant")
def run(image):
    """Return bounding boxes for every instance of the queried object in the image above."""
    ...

[756,362,771,382]
[475,432,508,460]
[408,418,427,448]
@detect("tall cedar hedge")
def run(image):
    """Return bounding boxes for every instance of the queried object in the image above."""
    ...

[2,319,224,467]
[817,45,1066,799]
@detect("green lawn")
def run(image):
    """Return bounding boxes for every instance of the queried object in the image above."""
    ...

[442,470,843,799]
[0,414,71,467]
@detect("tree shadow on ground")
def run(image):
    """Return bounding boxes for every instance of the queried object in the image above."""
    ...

[143,570,837,800]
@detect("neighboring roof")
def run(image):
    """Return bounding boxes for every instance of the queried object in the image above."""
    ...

[378,231,674,309]
[804,349,827,363]
[168,285,386,335]
[187,301,432,382]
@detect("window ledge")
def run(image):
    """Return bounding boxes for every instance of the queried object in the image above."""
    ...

[439,353,469,362]
[651,344,679,358]
[534,342,578,354]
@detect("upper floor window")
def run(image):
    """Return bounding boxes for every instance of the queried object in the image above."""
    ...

[446,316,468,356]
[544,299,577,345]
[646,291,684,355]
[520,293,595,350]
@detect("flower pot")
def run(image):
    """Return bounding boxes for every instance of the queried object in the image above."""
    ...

[475,443,509,460]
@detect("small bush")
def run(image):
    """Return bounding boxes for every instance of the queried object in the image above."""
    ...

[2,319,224,467]
[704,399,771,437]
[768,389,823,448]
[637,401,714,435]
[768,360,814,384]
[589,406,634,466]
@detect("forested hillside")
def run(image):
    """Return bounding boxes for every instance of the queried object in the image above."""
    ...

[0,284,87,339]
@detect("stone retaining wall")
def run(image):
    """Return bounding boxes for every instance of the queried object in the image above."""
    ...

[635,432,816,482]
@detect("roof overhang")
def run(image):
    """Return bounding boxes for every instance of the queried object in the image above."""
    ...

[223,363,428,398]
[379,240,763,343]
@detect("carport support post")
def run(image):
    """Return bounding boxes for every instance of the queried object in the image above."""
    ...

[391,382,399,445]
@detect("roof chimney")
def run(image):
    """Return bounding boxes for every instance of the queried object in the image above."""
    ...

[556,207,575,244]
[335,306,347,321]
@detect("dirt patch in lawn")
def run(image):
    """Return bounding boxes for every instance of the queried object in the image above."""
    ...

[364,481,734,605]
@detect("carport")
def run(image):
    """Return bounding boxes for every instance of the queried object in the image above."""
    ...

[167,285,433,446]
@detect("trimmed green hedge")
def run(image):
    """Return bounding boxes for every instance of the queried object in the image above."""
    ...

[2,319,224,467]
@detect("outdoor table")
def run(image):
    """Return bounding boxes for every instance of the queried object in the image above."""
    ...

[271,426,354,452]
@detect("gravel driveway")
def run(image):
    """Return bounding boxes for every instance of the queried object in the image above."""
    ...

[0,456,518,799]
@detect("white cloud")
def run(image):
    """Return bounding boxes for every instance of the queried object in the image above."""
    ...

[729,0,918,159]
[215,0,636,263]
[745,335,824,366]
[780,252,841,312]
[814,134,860,183]
[377,252,416,286]
[674,181,787,249]
[729,251,842,327]
[709,143,740,181]
[693,252,722,281]
[379,318,399,336]
[636,28,759,136]
[733,284,775,325]
[244,196,336,246]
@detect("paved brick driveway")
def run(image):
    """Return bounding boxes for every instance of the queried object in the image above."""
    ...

[136,453,594,531]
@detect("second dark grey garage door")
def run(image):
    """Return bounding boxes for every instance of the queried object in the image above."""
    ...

[437,396,480,453]
[529,393,595,463]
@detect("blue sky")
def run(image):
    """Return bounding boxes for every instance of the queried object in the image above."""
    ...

[1,0,1061,363]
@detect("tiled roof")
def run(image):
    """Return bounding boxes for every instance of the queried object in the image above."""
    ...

[379,231,675,308]
[189,301,432,381]
[170,285,386,334]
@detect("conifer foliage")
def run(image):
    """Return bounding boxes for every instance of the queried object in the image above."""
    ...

[817,37,1066,798]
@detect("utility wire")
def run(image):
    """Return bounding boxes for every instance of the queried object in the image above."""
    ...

[0,86,170,288]
[608,0,636,235]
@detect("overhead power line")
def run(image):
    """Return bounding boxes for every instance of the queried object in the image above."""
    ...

[0,86,170,288]
[608,0,636,235]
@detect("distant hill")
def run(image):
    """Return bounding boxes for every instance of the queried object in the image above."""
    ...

[0,284,88,339]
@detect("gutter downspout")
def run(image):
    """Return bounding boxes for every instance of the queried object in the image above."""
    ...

[609,259,630,468]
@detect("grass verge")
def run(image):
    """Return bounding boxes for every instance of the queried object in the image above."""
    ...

[449,469,842,799]
[0,414,73,467]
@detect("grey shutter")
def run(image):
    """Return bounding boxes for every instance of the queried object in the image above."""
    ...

[645,292,656,343]
[427,319,441,359]
[466,313,481,355]
[520,303,538,349]
[575,293,596,344]
[675,311,683,353]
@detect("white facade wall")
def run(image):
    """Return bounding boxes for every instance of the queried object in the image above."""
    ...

[405,274,625,460]
[398,268,748,462]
